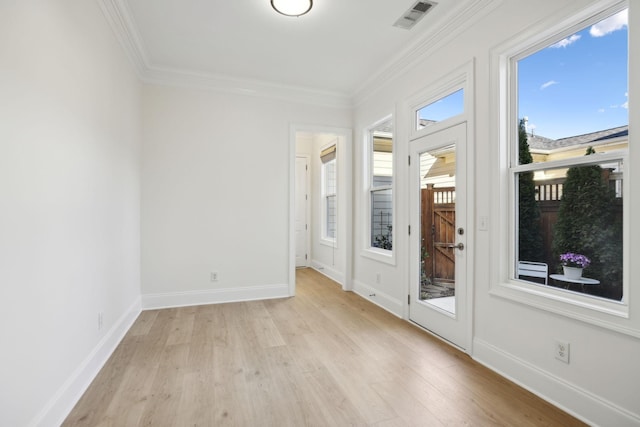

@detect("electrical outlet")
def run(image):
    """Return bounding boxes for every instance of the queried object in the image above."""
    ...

[98,312,104,331]
[554,339,570,363]
[211,272,219,282]
[376,273,381,284]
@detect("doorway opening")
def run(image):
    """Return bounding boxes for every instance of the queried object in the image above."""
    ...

[289,126,352,296]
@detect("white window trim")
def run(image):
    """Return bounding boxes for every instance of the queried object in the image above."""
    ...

[362,115,396,265]
[408,63,470,142]
[320,143,337,247]
[489,0,640,337]
[489,0,637,337]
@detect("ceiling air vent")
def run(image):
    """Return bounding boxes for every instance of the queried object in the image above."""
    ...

[393,1,436,30]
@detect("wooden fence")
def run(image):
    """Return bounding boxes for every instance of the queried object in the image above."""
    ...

[422,185,456,283]
[419,175,622,282]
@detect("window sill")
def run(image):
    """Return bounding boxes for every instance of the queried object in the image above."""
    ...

[489,279,639,338]
[361,247,395,266]
[320,238,337,248]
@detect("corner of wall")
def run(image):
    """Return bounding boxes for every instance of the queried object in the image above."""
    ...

[31,298,142,427]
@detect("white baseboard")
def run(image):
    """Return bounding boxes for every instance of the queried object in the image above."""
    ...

[352,279,403,318]
[310,260,344,286]
[141,283,290,310]
[30,297,142,427]
[473,338,640,427]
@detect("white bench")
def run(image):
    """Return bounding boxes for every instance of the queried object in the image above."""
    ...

[517,261,548,285]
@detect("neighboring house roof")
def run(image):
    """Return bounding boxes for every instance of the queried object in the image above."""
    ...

[418,119,438,128]
[528,125,628,151]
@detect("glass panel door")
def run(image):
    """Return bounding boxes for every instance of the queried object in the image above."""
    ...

[410,123,468,349]
[419,145,457,314]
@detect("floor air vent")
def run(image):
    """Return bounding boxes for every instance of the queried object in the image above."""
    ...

[393,1,436,29]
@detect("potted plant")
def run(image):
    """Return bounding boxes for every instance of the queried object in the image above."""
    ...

[552,147,622,298]
[559,252,591,279]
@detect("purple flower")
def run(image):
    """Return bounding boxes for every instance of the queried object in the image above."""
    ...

[560,252,591,268]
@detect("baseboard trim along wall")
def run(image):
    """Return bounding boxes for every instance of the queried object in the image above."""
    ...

[310,261,344,286]
[352,279,403,318]
[473,338,640,427]
[141,284,290,310]
[31,297,142,427]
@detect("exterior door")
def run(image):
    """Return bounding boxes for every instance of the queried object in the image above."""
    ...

[409,123,468,349]
[295,156,310,267]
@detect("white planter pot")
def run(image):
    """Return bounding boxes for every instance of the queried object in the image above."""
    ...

[563,266,583,280]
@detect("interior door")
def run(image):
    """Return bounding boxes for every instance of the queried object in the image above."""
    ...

[409,123,468,349]
[295,156,310,267]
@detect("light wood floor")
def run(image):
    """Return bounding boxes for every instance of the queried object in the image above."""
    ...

[64,268,585,426]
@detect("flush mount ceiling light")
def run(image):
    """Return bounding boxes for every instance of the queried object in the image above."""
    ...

[271,0,313,17]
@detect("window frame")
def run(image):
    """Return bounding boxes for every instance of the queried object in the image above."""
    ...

[362,115,396,264]
[320,144,337,246]
[490,0,635,335]
[413,87,465,136]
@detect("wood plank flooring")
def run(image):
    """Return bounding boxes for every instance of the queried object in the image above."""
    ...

[64,268,585,426]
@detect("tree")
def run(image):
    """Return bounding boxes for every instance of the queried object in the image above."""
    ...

[518,118,543,262]
[552,147,622,291]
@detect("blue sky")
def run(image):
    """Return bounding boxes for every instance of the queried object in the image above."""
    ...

[418,89,464,123]
[518,9,628,140]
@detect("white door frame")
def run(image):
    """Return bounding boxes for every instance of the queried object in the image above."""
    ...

[289,124,353,296]
[404,59,475,353]
[295,155,311,268]
[409,122,469,350]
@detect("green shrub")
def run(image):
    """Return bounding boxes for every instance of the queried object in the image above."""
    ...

[518,119,543,262]
[552,147,622,288]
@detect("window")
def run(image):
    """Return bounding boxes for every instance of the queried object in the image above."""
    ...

[502,3,628,310]
[321,144,337,241]
[416,88,464,130]
[368,118,394,252]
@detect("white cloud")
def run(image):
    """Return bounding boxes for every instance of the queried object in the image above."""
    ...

[540,80,558,90]
[606,94,628,110]
[590,9,628,37]
[550,34,581,48]
[598,108,605,113]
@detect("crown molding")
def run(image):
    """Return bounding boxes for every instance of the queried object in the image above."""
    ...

[98,0,498,110]
[96,0,352,109]
[351,0,502,107]
[97,0,152,78]
[142,66,353,109]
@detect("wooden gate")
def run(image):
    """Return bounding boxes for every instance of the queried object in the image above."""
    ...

[421,185,456,284]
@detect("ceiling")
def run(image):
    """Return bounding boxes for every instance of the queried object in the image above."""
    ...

[106,0,482,101]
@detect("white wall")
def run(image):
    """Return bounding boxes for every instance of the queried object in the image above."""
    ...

[3,0,638,425]
[0,1,142,426]
[141,85,351,307]
[352,0,640,424]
